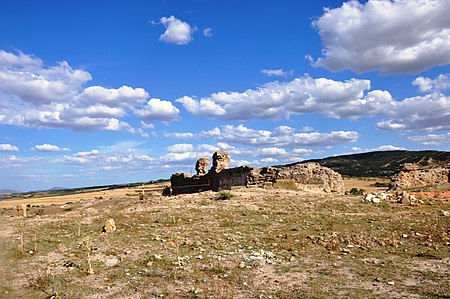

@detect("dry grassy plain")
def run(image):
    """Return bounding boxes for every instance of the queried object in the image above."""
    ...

[0,180,448,298]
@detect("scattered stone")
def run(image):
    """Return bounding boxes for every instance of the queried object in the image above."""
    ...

[63,261,77,268]
[16,204,27,217]
[387,281,395,286]
[364,193,384,204]
[402,234,408,238]
[441,210,450,217]
[239,261,246,269]
[289,256,297,262]
[102,218,116,233]
[105,258,119,267]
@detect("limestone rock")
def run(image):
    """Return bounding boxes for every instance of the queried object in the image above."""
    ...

[105,257,119,267]
[16,204,27,217]
[389,164,449,190]
[211,150,230,173]
[274,163,345,194]
[195,158,210,176]
[103,218,116,233]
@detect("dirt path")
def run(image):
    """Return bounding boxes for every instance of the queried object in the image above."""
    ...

[0,215,20,296]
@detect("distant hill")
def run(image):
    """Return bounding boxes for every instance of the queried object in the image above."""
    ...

[0,189,20,195]
[290,150,450,178]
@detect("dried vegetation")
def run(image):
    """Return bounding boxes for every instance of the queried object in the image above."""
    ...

[0,183,449,298]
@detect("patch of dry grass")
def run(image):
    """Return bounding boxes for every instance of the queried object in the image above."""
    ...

[0,185,448,298]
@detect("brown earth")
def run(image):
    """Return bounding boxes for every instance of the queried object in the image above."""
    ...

[0,180,448,298]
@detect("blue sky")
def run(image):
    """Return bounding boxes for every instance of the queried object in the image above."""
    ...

[1,0,450,191]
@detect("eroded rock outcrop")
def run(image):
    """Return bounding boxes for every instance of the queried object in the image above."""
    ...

[195,158,210,176]
[211,150,230,173]
[249,163,345,194]
[170,151,345,195]
[389,163,450,190]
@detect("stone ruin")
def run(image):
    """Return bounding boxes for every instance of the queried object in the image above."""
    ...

[16,204,27,217]
[170,151,345,195]
[389,163,450,190]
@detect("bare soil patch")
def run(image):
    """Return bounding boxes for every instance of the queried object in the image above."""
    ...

[0,182,448,298]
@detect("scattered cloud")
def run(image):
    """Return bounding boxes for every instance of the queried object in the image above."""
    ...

[163,132,195,139]
[261,69,293,77]
[169,124,359,148]
[33,144,70,152]
[351,145,407,154]
[409,132,450,146]
[413,73,450,92]
[166,143,194,153]
[214,124,359,147]
[157,16,195,45]
[376,93,450,132]
[177,75,394,120]
[0,155,41,166]
[134,98,180,121]
[291,148,313,156]
[203,28,213,37]
[0,143,19,152]
[0,50,179,132]
[312,0,450,74]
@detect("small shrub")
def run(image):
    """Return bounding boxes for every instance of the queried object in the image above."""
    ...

[217,191,234,200]
[162,187,171,196]
[370,181,390,187]
[349,188,365,196]
[36,208,44,216]
[273,180,298,191]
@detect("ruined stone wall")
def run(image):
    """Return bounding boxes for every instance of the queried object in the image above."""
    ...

[276,163,345,194]
[169,152,345,195]
[247,163,344,194]
[389,163,450,190]
[170,172,210,195]
[210,166,253,191]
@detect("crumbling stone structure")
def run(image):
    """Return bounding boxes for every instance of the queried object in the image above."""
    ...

[211,150,230,173]
[389,163,450,190]
[195,157,210,176]
[170,151,345,195]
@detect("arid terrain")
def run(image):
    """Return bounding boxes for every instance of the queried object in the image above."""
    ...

[0,179,448,298]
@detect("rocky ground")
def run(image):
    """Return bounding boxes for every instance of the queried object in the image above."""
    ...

[0,184,449,298]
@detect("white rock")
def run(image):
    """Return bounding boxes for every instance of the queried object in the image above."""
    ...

[105,258,119,267]
[364,194,375,202]
[372,197,381,204]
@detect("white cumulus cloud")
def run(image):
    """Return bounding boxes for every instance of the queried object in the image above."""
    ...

[413,73,450,92]
[33,144,70,152]
[0,50,163,132]
[166,143,194,153]
[261,69,293,77]
[158,16,195,45]
[376,93,450,132]
[177,75,394,120]
[409,132,450,146]
[0,143,19,152]
[312,0,450,74]
[134,98,180,121]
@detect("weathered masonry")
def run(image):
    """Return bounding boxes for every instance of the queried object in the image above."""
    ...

[170,151,345,195]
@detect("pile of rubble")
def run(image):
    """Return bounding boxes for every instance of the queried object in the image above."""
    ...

[170,151,345,195]
[389,163,449,190]
[363,191,421,205]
